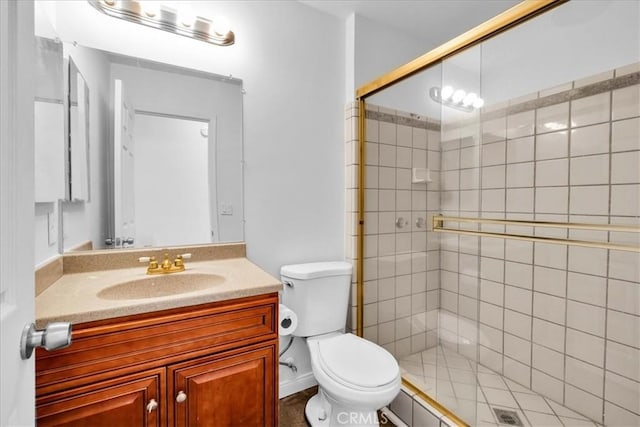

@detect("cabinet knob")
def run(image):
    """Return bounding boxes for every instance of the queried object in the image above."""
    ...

[146,399,158,413]
[176,391,187,403]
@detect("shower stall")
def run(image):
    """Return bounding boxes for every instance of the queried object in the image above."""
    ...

[346,1,639,426]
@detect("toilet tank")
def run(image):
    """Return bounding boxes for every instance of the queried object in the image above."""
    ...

[281,261,352,337]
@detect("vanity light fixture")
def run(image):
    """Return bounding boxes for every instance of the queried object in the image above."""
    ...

[430,86,484,112]
[88,0,235,46]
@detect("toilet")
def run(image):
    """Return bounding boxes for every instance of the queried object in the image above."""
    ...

[281,262,401,427]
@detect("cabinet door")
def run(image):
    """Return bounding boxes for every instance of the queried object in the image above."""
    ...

[37,369,165,427]
[169,344,276,427]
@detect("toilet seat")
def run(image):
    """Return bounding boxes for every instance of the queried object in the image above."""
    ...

[316,333,399,390]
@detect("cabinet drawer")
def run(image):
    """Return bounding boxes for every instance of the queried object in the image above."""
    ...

[37,293,278,396]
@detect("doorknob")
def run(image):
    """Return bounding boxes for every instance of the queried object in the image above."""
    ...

[20,322,72,360]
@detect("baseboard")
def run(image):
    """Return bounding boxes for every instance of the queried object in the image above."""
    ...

[279,372,317,399]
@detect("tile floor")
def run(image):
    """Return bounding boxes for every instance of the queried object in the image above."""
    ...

[280,386,317,427]
[398,345,604,427]
[279,386,398,427]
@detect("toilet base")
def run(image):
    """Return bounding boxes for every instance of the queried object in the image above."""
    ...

[305,390,381,427]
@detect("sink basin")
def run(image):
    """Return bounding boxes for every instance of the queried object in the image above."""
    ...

[97,273,225,300]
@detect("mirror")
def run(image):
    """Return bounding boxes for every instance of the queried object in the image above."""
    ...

[34,37,66,204]
[35,3,67,264]
[33,2,243,258]
[33,5,244,255]
[65,45,244,251]
[68,58,90,202]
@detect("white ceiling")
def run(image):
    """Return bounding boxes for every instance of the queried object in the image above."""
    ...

[300,0,521,46]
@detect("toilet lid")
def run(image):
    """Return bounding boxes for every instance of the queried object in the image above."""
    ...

[317,334,399,388]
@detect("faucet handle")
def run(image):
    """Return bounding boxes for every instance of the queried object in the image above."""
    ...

[139,256,158,270]
[173,253,191,269]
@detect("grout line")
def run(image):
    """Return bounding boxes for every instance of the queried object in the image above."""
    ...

[530,99,540,392]
[456,132,463,357]
[541,393,568,427]
[600,76,615,426]
[499,122,508,378]
[560,83,575,408]
[501,372,536,427]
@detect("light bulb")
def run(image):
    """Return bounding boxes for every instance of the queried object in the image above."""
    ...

[141,1,161,18]
[462,92,477,107]
[472,97,485,109]
[212,16,231,36]
[441,85,454,101]
[452,89,466,104]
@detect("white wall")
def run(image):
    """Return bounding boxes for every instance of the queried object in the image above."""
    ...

[353,14,428,92]
[349,13,443,117]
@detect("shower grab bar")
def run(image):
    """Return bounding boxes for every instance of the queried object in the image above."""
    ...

[432,215,640,253]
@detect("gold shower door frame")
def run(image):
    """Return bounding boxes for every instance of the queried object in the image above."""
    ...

[354,1,568,425]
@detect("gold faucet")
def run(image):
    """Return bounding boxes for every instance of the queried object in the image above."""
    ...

[139,253,191,275]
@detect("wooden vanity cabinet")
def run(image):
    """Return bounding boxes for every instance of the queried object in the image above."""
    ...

[169,344,275,427]
[36,369,165,427]
[36,293,278,427]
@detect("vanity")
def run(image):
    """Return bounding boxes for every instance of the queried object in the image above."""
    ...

[32,4,274,425]
[34,244,281,427]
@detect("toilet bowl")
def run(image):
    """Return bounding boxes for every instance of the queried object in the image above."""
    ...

[280,262,401,427]
[305,333,401,427]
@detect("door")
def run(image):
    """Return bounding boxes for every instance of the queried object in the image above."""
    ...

[36,370,164,427]
[133,113,213,247]
[0,1,36,425]
[169,345,276,427]
[113,79,136,247]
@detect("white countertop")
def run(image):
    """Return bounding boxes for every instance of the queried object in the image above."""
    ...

[36,257,282,328]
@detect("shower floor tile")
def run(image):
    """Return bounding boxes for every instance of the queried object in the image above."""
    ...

[398,345,604,427]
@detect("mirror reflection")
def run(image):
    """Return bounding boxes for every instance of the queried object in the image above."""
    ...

[34,37,65,205]
[104,52,243,249]
[68,57,90,202]
[34,3,244,256]
[130,113,213,247]
[69,46,243,251]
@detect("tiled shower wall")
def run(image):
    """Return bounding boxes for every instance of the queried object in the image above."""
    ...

[345,103,442,358]
[438,63,640,425]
